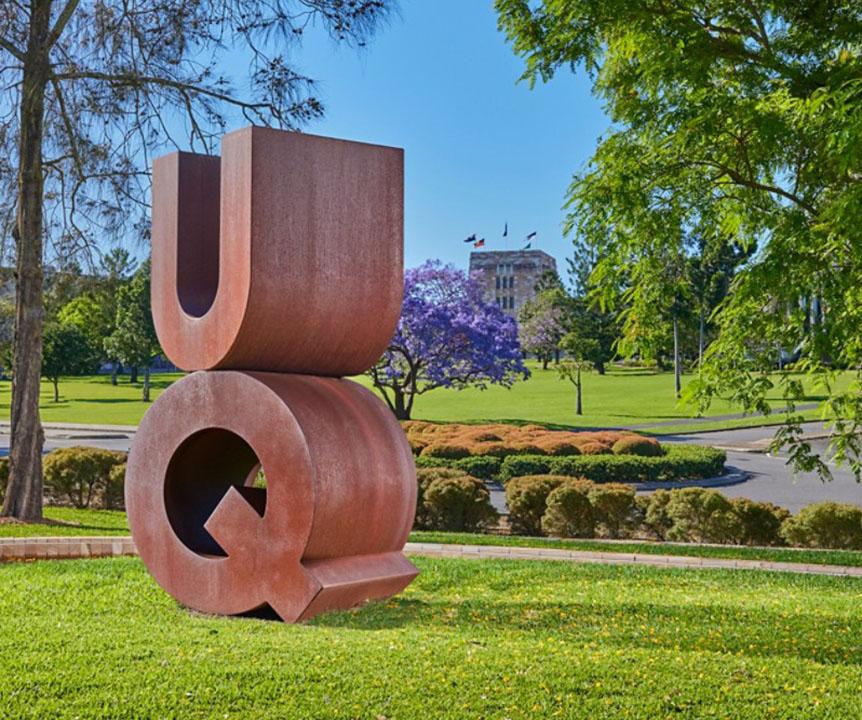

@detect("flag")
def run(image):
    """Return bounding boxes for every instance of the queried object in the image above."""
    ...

[463,233,477,244]
[503,222,508,237]
[474,238,486,248]
[523,242,531,250]
[526,231,537,240]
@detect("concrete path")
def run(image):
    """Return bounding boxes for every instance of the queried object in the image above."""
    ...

[2,535,861,578]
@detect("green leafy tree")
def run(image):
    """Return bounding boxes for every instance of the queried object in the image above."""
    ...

[96,249,137,384]
[497,0,862,478]
[104,262,160,402]
[518,288,568,369]
[42,321,97,402]
[558,334,599,416]
[1,0,391,521]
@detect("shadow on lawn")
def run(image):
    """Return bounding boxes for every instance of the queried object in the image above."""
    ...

[312,592,862,667]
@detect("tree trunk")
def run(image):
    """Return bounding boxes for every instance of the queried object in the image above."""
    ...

[595,360,605,375]
[576,368,583,416]
[673,315,681,399]
[542,356,549,370]
[3,1,52,521]
[393,389,410,420]
[142,366,151,402]
[129,366,138,383]
[111,362,118,386]
[52,378,59,403]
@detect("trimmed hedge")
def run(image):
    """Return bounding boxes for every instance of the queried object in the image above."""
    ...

[781,502,862,550]
[588,483,636,538]
[415,454,502,481]
[542,483,595,538]
[403,421,658,459]
[415,467,498,532]
[612,436,663,457]
[43,447,127,509]
[500,444,726,484]
[506,475,574,536]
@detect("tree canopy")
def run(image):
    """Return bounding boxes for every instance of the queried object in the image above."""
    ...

[370,261,529,420]
[104,261,160,401]
[497,0,862,478]
[1,0,393,520]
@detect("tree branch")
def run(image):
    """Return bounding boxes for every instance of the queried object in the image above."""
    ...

[54,69,279,116]
[47,0,80,48]
[0,36,24,62]
[690,158,816,214]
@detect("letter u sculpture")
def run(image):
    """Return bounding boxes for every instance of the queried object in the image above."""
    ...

[125,127,418,622]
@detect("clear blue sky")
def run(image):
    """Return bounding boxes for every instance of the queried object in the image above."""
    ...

[292,0,609,277]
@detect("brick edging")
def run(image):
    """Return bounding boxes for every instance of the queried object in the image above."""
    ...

[2,536,862,578]
[0,536,136,561]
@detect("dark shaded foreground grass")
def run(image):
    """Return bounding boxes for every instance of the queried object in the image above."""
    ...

[1,556,861,718]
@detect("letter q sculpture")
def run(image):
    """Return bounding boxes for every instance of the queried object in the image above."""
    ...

[125,127,418,622]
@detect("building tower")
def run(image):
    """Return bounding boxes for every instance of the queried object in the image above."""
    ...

[469,249,557,318]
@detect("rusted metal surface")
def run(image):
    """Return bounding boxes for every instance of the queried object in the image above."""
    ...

[150,126,404,375]
[127,127,417,622]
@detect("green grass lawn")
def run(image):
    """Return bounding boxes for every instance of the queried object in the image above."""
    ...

[6,508,862,568]
[1,556,860,718]
[410,531,862,569]
[0,364,837,433]
[0,506,130,537]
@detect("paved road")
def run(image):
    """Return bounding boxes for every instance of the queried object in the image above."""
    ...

[1,420,859,513]
[663,422,861,512]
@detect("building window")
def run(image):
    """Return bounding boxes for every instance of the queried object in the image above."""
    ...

[509,296,515,309]
[495,276,500,290]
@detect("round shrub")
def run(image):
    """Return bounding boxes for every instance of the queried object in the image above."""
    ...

[508,442,546,456]
[641,489,674,539]
[780,503,862,550]
[466,431,504,443]
[730,498,789,546]
[102,463,127,510]
[612,436,664,457]
[665,488,742,543]
[467,442,508,457]
[43,446,127,509]
[578,442,613,456]
[587,483,636,538]
[542,483,595,538]
[421,443,472,459]
[505,475,572,536]
[422,474,498,532]
[415,467,464,530]
[534,437,582,456]
[453,455,502,481]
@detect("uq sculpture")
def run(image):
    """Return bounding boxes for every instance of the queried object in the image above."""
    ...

[125,127,418,622]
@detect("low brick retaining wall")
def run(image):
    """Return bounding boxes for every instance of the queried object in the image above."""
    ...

[0,536,136,562]
[2,536,862,578]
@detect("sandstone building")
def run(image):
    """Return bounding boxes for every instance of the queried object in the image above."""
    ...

[469,249,557,318]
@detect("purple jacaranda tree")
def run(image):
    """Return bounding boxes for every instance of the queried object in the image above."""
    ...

[518,293,567,370]
[370,261,529,420]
